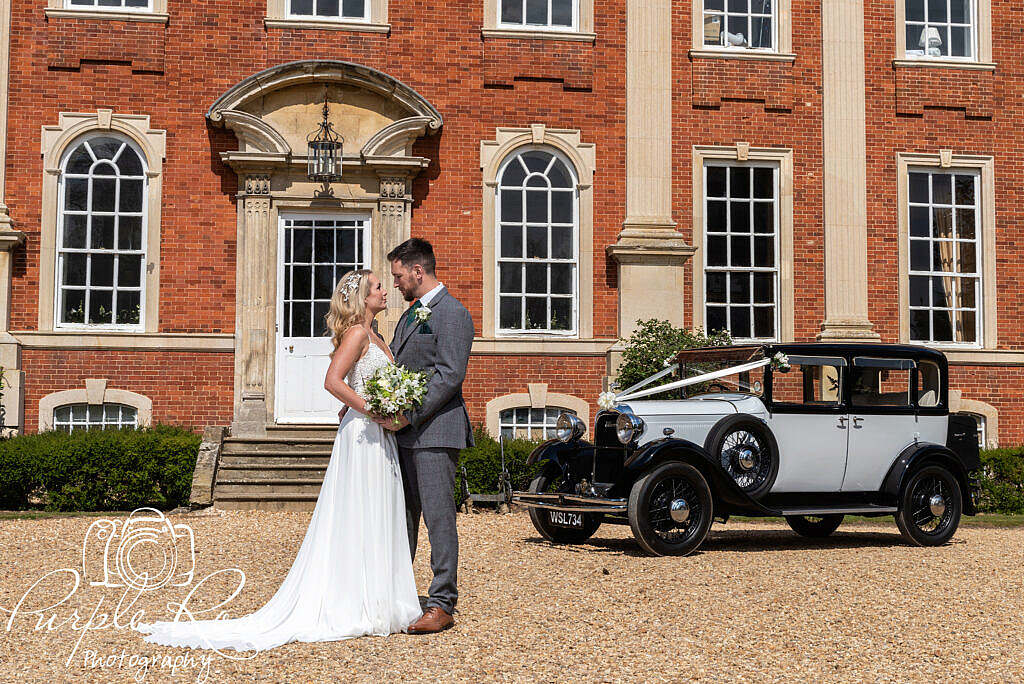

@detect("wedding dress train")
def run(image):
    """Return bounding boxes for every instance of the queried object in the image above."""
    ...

[134,340,421,651]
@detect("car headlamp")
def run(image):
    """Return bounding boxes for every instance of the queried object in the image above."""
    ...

[616,412,644,445]
[555,413,586,442]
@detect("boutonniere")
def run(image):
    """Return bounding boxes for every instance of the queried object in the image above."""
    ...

[414,306,432,324]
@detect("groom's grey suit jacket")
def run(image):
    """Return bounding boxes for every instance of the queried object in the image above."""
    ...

[389,286,475,451]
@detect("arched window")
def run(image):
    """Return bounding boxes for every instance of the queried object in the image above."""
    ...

[496,147,578,334]
[961,411,987,448]
[53,403,139,432]
[499,407,575,440]
[57,135,147,328]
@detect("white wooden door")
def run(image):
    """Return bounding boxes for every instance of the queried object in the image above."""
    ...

[275,213,370,423]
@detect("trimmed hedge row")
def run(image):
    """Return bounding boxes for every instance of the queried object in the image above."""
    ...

[0,425,200,512]
[456,426,544,499]
[979,447,1024,514]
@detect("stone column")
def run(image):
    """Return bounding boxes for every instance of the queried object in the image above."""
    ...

[232,174,274,436]
[374,174,412,341]
[818,0,878,340]
[0,0,11,231]
[607,0,694,375]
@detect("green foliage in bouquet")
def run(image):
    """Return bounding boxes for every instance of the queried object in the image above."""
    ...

[363,364,430,418]
[978,447,1024,514]
[614,319,733,399]
[0,424,200,511]
[456,426,544,500]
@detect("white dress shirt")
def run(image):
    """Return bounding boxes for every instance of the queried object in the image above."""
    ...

[418,282,444,307]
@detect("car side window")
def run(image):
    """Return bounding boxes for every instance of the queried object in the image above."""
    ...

[771,355,845,407]
[850,357,914,408]
[916,360,941,407]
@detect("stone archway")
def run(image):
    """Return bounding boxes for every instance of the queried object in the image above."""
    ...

[208,60,442,435]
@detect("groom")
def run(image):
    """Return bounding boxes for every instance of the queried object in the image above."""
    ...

[380,238,474,634]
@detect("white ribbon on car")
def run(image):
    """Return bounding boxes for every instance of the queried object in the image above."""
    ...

[615,358,770,402]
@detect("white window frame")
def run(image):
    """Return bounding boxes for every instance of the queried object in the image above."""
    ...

[902,0,976,61]
[46,0,168,22]
[494,145,580,337]
[895,0,993,66]
[701,0,777,52]
[285,0,370,23]
[53,403,139,432]
[701,160,781,342]
[497,0,578,32]
[906,167,982,347]
[55,133,149,332]
[63,0,153,11]
[499,406,573,440]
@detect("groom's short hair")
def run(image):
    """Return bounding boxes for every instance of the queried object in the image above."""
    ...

[387,238,436,275]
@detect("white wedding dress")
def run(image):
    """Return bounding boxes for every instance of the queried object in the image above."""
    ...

[134,337,422,652]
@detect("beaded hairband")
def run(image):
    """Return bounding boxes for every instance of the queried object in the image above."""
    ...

[339,272,362,303]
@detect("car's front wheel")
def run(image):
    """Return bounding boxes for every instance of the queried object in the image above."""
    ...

[628,462,713,557]
[527,468,602,544]
[785,514,844,538]
[894,464,963,546]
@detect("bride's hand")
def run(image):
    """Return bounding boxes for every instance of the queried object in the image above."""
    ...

[338,406,349,420]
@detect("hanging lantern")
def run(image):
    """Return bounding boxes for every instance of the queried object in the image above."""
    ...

[307,94,344,183]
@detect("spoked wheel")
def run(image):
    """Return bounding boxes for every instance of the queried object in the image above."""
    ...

[628,462,713,556]
[527,468,602,544]
[705,416,778,497]
[895,464,962,546]
[785,514,844,538]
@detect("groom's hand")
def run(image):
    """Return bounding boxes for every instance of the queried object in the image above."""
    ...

[377,415,410,431]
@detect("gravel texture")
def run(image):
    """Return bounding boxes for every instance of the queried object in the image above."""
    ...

[0,509,1021,683]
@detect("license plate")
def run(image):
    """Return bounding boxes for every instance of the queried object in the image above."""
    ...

[548,510,584,528]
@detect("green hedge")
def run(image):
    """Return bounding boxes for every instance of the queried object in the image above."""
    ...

[0,424,200,512]
[978,447,1024,514]
[456,426,544,499]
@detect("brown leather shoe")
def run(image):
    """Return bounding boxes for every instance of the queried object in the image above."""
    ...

[407,606,454,634]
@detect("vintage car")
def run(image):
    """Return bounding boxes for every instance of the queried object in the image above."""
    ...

[513,343,981,556]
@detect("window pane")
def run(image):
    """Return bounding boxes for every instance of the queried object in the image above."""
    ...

[67,147,93,174]
[707,200,728,231]
[89,290,113,324]
[753,272,773,303]
[525,0,546,24]
[550,226,573,259]
[525,263,547,293]
[66,179,88,211]
[707,167,727,197]
[550,264,572,294]
[932,174,952,204]
[752,168,773,198]
[730,201,750,232]
[342,0,365,17]
[729,272,750,303]
[117,291,140,324]
[525,297,547,329]
[954,175,975,205]
[62,289,86,323]
[116,148,143,176]
[957,310,976,343]
[932,207,952,238]
[526,226,548,258]
[500,190,522,222]
[707,236,728,266]
[63,214,88,249]
[316,0,340,17]
[552,0,572,26]
[729,167,750,198]
[119,216,143,250]
[753,307,774,338]
[707,272,727,303]
[707,305,727,332]
[906,0,925,22]
[730,235,751,266]
[932,309,953,341]
[950,0,970,24]
[91,254,114,287]
[909,206,929,238]
[909,172,929,203]
[92,179,116,212]
[550,298,571,330]
[753,236,774,267]
[500,226,523,259]
[118,256,142,289]
[501,0,522,23]
[525,190,547,223]
[950,26,968,58]
[500,297,522,329]
[957,241,976,273]
[551,191,573,223]
[909,275,929,307]
[910,309,930,340]
[91,215,115,249]
[730,307,751,338]
[750,17,771,49]
[64,254,87,286]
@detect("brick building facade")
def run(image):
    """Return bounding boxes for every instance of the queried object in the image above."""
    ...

[0,0,1018,447]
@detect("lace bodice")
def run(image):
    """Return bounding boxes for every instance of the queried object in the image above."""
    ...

[348,336,394,401]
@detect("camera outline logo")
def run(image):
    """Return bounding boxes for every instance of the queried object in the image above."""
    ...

[82,507,196,592]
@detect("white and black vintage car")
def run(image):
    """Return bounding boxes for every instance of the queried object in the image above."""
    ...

[513,344,982,556]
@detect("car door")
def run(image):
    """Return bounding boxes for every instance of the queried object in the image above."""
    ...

[767,355,850,493]
[842,356,919,491]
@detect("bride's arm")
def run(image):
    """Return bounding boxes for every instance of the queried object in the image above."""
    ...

[324,327,373,415]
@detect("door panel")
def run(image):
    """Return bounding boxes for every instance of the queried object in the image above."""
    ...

[275,214,370,424]
[842,415,916,491]
[769,414,849,492]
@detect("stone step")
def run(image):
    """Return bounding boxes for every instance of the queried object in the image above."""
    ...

[219,454,332,468]
[225,435,337,444]
[222,442,336,455]
[217,463,328,479]
[263,424,340,439]
[214,497,318,512]
[215,482,323,496]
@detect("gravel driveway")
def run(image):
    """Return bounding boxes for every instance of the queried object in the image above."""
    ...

[0,510,1021,683]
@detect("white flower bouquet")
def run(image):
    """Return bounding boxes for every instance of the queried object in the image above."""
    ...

[363,364,431,425]
[770,352,791,372]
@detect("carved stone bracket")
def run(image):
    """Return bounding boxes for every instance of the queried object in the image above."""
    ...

[244,175,271,195]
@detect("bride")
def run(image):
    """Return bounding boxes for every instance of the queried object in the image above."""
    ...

[134,269,422,651]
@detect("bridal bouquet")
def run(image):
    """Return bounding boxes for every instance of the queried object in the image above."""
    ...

[363,364,430,425]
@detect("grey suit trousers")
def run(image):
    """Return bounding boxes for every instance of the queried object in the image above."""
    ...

[398,445,459,614]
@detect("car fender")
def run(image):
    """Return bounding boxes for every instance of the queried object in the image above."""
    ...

[881,442,977,515]
[623,438,776,513]
[526,438,592,472]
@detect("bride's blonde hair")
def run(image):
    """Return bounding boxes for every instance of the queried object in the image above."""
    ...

[326,268,374,357]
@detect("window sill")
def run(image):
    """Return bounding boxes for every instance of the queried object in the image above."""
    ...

[689,49,796,62]
[893,58,996,71]
[44,8,169,24]
[264,17,391,33]
[481,27,596,43]
[12,330,234,351]
[472,337,616,355]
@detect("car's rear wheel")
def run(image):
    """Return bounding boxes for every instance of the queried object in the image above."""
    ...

[705,415,778,498]
[628,462,713,557]
[785,514,844,538]
[895,464,962,546]
[527,468,602,544]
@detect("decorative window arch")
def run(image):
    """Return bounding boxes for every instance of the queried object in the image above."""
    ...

[485,383,590,438]
[949,390,998,448]
[38,380,152,432]
[39,110,166,333]
[481,125,596,340]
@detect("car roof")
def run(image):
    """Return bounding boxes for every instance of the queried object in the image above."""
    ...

[765,342,947,365]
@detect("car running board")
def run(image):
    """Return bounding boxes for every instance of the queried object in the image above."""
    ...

[777,505,898,516]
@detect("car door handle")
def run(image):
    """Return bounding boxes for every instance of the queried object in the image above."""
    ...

[288,345,294,353]
[852,416,864,428]
[837,416,848,429]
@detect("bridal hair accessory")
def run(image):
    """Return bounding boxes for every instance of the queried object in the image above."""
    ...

[339,272,362,303]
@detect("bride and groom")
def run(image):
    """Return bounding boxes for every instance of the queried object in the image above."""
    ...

[135,238,475,651]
